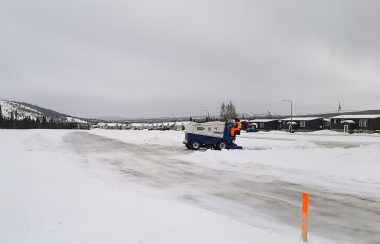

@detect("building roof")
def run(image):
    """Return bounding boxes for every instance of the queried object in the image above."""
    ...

[341,120,356,124]
[282,117,322,121]
[249,119,279,123]
[330,114,380,119]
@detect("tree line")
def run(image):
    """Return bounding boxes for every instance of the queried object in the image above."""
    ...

[188,101,238,122]
[0,105,86,129]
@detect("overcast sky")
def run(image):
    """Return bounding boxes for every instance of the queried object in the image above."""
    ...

[1,0,380,118]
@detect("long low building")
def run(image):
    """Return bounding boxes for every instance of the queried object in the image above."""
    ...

[247,119,280,131]
[330,114,380,133]
[280,117,326,131]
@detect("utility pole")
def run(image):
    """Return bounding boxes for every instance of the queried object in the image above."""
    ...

[282,99,293,133]
[267,109,272,118]
[338,102,342,114]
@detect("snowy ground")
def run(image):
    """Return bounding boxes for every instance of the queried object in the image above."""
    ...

[1,129,379,243]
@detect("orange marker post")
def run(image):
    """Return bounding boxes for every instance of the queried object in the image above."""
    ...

[302,192,309,242]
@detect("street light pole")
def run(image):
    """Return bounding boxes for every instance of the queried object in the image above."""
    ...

[282,99,293,133]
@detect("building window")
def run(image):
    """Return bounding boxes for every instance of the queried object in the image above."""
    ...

[333,119,337,124]
[359,119,368,127]
[260,122,265,128]
[300,121,306,128]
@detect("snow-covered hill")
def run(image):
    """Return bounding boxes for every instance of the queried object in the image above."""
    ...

[0,99,87,123]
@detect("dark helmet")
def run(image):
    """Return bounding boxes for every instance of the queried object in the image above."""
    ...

[235,118,240,122]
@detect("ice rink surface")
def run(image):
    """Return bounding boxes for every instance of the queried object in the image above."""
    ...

[1,129,380,243]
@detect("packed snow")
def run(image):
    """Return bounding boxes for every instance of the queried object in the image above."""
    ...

[90,129,380,196]
[1,129,380,243]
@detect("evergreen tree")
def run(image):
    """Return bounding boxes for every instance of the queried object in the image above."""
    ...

[0,104,3,128]
[42,116,47,124]
[0,111,81,130]
[36,117,41,128]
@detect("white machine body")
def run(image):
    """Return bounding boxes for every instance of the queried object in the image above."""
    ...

[185,122,226,139]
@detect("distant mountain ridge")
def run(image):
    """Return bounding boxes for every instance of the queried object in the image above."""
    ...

[0,99,87,123]
[1,99,379,124]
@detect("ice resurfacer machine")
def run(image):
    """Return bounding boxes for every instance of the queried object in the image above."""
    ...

[183,122,243,150]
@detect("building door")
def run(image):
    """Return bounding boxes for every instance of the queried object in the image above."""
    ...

[344,124,349,133]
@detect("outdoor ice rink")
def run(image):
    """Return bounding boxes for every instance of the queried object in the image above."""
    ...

[1,129,380,244]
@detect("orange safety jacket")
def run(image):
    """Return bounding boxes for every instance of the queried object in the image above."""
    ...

[236,122,242,129]
[230,122,242,137]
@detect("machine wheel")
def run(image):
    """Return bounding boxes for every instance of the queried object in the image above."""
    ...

[190,141,201,150]
[217,142,228,150]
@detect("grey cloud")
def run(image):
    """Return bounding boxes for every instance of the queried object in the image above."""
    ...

[1,0,380,118]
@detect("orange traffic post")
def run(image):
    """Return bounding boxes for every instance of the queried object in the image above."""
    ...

[302,192,309,242]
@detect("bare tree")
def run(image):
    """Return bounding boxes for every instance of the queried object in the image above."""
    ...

[220,102,226,121]
[220,101,238,121]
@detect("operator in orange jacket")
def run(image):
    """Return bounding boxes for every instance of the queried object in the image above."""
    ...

[230,118,242,137]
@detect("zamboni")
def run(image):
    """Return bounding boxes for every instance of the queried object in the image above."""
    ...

[183,120,243,150]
